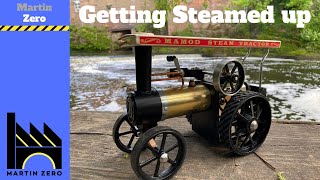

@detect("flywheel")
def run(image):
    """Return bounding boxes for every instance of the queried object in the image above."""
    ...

[213,59,245,96]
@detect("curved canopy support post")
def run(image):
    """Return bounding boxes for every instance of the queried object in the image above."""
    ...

[240,48,252,62]
[259,49,270,92]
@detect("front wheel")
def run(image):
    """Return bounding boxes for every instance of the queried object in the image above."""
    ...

[112,113,140,153]
[131,126,187,180]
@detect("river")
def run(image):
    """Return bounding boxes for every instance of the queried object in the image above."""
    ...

[70,55,320,121]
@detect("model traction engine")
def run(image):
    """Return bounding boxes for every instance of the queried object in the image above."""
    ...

[112,34,281,180]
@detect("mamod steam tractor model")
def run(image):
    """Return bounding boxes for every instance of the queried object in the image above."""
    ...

[112,34,281,179]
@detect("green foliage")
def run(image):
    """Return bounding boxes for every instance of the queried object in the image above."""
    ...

[154,0,186,12]
[123,153,129,159]
[134,23,162,35]
[70,25,112,51]
[172,24,194,36]
[222,0,320,58]
[135,0,186,35]
[277,172,286,180]
[230,0,273,11]
[281,0,313,10]
[300,1,320,50]
[151,0,320,59]
[153,0,186,34]
[70,95,76,108]
[202,0,209,9]
[301,29,320,42]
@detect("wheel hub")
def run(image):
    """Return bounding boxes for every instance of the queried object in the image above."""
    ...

[250,120,258,132]
[160,153,169,163]
[231,74,239,82]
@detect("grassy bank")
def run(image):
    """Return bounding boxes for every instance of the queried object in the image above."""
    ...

[70,24,320,60]
[70,26,320,60]
[70,0,320,60]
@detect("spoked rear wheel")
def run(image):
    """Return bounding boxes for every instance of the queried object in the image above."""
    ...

[131,126,186,180]
[113,113,140,153]
[218,91,271,155]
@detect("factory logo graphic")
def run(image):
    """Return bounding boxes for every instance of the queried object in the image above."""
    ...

[6,113,62,172]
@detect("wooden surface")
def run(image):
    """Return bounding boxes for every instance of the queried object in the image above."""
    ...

[71,111,320,180]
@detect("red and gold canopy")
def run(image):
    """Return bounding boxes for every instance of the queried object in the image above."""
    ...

[119,34,281,49]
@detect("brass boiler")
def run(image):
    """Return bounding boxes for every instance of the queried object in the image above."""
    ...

[159,84,212,120]
[127,84,213,123]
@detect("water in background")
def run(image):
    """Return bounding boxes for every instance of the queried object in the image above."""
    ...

[70,55,320,121]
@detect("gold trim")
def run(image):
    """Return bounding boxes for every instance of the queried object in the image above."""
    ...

[44,134,57,147]
[30,134,43,147]
[16,134,29,147]
[22,153,56,169]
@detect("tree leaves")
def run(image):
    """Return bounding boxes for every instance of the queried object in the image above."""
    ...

[70,25,112,51]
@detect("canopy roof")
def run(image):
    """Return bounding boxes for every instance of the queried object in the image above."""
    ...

[118,34,281,49]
